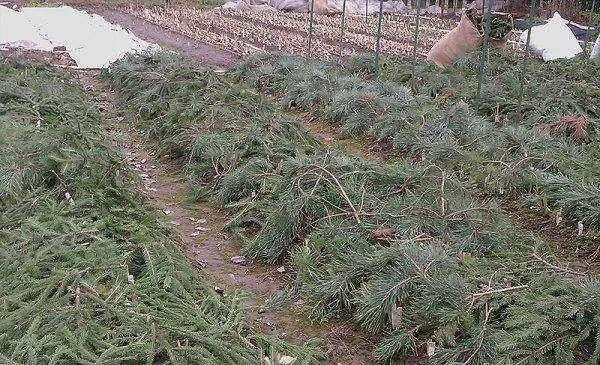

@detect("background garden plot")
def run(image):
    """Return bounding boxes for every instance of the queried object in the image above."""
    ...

[0,5,158,68]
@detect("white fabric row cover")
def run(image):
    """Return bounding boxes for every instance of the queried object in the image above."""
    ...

[0,6,159,68]
[519,12,583,62]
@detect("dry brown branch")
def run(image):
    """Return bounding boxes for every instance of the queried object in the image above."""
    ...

[532,116,589,141]
[369,227,396,240]
[309,164,361,223]
[467,284,529,306]
[464,302,492,364]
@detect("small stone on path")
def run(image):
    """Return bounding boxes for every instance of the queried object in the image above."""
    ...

[230,256,245,264]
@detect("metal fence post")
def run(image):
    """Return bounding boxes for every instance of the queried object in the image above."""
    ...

[516,0,536,123]
[339,0,347,56]
[375,0,385,71]
[474,0,493,112]
[411,0,422,71]
[308,0,315,57]
[583,0,597,59]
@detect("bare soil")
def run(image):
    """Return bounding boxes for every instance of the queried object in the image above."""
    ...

[285,108,398,164]
[79,5,238,68]
[75,69,376,365]
[0,47,76,66]
[502,200,600,275]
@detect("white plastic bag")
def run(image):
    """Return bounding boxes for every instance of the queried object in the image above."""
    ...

[591,34,600,63]
[519,12,583,61]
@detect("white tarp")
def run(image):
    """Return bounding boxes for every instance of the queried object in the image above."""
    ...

[519,12,583,62]
[592,34,600,63]
[0,6,158,68]
[0,6,54,50]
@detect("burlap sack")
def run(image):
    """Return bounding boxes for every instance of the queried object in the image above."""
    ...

[310,0,357,14]
[427,13,482,68]
[310,0,328,13]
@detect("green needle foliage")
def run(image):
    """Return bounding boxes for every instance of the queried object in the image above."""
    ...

[0,57,324,364]
[231,52,600,231]
[108,53,600,364]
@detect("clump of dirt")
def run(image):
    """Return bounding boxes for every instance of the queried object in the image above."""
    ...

[0,47,76,67]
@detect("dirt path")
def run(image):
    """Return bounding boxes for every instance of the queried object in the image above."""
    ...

[76,69,376,365]
[79,5,238,68]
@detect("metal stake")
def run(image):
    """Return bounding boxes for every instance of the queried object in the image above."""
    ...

[308,0,315,57]
[339,0,347,56]
[474,0,493,112]
[375,0,385,71]
[411,0,422,71]
[583,0,597,59]
[516,0,536,123]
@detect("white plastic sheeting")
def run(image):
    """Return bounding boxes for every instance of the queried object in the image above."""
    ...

[592,34,600,64]
[519,12,583,62]
[0,6,158,68]
[0,6,54,50]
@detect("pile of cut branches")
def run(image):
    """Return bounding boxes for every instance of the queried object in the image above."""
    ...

[231,52,600,231]
[108,53,600,365]
[0,56,324,364]
[465,9,514,39]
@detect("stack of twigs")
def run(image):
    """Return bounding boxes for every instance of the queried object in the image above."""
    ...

[465,9,514,39]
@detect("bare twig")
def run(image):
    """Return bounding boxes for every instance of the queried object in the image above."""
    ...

[308,164,361,224]
[514,334,571,365]
[467,285,529,306]
[464,302,492,364]
[532,253,587,276]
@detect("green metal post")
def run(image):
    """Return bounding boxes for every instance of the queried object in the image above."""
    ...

[516,0,536,123]
[474,0,493,112]
[308,0,315,57]
[411,0,422,71]
[375,0,385,71]
[339,0,347,56]
[583,0,597,59]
